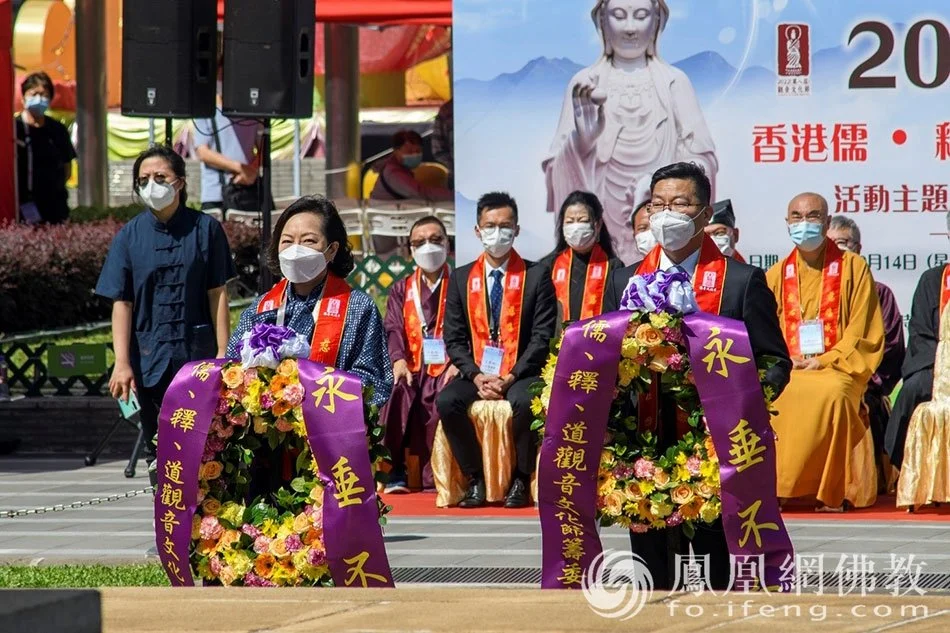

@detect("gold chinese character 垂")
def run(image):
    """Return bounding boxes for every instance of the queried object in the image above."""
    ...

[164,460,184,485]
[191,362,216,382]
[159,484,185,511]
[169,408,198,432]
[554,446,587,471]
[582,320,610,343]
[561,421,588,445]
[567,370,600,394]
[737,499,779,548]
[343,551,389,587]
[702,327,751,378]
[312,370,358,414]
[553,472,581,495]
[331,456,366,508]
[557,562,583,586]
[562,537,585,562]
[728,419,766,473]
[160,509,180,535]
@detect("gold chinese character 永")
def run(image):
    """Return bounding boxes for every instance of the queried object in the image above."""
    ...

[331,456,366,507]
[312,370,358,414]
[567,370,600,394]
[168,408,198,432]
[581,320,610,343]
[737,499,779,548]
[554,446,587,472]
[728,419,766,473]
[701,327,751,378]
[343,551,389,587]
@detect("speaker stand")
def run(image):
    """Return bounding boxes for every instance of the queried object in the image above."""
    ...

[259,118,274,293]
[164,118,173,148]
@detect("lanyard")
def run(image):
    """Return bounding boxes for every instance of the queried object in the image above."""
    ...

[275,281,328,328]
[20,118,32,194]
[412,271,443,337]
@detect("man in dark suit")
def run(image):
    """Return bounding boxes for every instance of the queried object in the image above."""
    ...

[605,162,792,590]
[437,191,557,508]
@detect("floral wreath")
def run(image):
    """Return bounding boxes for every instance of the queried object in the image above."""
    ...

[191,325,389,587]
[532,270,779,536]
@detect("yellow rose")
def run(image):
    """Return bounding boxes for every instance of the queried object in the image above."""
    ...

[698,482,717,499]
[635,324,664,348]
[293,512,311,533]
[200,461,223,480]
[653,468,671,488]
[222,365,244,389]
[269,538,290,559]
[624,481,642,502]
[670,484,694,505]
[277,358,298,377]
[604,491,624,517]
[201,498,221,516]
[309,485,324,503]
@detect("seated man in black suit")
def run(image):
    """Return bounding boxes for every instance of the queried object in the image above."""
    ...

[604,162,792,590]
[437,192,557,508]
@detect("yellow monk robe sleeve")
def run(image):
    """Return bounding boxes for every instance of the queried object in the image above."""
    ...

[816,255,885,381]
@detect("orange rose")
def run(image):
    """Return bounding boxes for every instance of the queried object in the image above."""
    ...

[222,366,244,389]
[635,324,664,348]
[670,484,694,505]
[200,461,223,480]
[653,468,671,488]
[201,498,222,515]
[269,538,289,558]
[217,529,241,552]
[293,513,311,533]
[277,359,297,377]
[603,491,624,517]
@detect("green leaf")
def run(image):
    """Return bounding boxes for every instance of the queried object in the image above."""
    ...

[295,447,311,473]
[267,431,278,451]
[682,522,696,540]
[290,477,313,494]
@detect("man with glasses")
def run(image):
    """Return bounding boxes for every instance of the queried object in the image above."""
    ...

[379,216,457,494]
[827,216,905,492]
[766,194,885,512]
[437,192,557,508]
[606,162,791,590]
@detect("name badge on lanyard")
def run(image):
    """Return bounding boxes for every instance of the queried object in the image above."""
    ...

[798,319,826,356]
[480,344,504,376]
[423,337,447,365]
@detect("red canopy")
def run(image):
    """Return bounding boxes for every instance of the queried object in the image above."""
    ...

[216,0,452,27]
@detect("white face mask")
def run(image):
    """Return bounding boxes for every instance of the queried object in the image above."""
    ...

[480,226,515,258]
[563,222,596,250]
[139,179,178,211]
[635,231,658,255]
[412,242,447,273]
[278,244,327,284]
[712,233,735,257]
[649,210,699,252]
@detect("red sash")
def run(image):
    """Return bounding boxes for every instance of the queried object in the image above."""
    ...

[635,235,727,314]
[256,273,352,366]
[780,239,844,358]
[941,265,950,317]
[403,266,449,377]
[552,245,608,321]
[634,236,727,440]
[467,251,526,377]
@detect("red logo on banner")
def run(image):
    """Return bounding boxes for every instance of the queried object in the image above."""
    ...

[778,23,810,77]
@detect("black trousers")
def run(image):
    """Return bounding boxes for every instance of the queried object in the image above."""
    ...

[136,365,177,460]
[628,518,731,591]
[886,369,934,468]
[435,376,538,479]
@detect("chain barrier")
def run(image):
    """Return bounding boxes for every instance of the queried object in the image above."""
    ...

[0,486,155,519]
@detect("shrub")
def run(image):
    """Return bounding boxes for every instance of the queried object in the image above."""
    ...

[69,204,143,224]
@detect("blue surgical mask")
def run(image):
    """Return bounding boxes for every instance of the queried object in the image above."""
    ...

[25,95,49,116]
[788,221,825,252]
[401,153,423,170]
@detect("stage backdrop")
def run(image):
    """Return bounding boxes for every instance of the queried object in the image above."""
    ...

[452,0,950,325]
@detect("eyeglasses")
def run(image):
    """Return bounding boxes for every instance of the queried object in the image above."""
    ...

[135,174,175,189]
[410,235,446,249]
[646,202,702,214]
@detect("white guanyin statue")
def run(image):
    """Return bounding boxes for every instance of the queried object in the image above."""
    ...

[542,0,718,264]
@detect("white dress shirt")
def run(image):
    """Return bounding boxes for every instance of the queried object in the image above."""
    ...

[485,257,510,295]
[659,247,701,280]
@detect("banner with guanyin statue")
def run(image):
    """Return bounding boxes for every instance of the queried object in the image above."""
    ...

[453,0,950,325]
[153,324,393,587]
[531,271,794,590]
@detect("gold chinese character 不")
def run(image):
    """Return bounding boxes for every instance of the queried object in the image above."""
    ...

[701,327,751,378]
[567,370,600,394]
[159,484,185,511]
[728,419,766,473]
[168,408,197,432]
[554,446,587,471]
[553,472,581,495]
[562,537,585,562]
[164,460,184,485]
[159,509,180,535]
[343,551,389,587]
[331,456,365,507]
[162,535,180,562]
[312,370,358,414]
[738,499,779,549]
[581,320,610,343]
[561,422,588,445]
[557,562,583,586]
[191,362,216,382]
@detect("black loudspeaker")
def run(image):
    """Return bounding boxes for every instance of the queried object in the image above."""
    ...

[121,0,217,117]
[222,0,315,118]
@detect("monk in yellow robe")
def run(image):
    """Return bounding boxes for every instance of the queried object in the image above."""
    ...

[766,193,884,510]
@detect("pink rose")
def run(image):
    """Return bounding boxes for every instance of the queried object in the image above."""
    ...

[199,516,224,540]
[253,535,272,554]
[283,383,305,406]
[275,419,294,433]
[633,458,655,479]
[241,524,262,539]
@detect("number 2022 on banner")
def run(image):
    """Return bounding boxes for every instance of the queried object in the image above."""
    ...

[850,20,950,89]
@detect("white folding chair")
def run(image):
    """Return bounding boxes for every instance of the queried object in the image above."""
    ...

[433,205,456,237]
[337,207,368,257]
[363,205,433,257]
